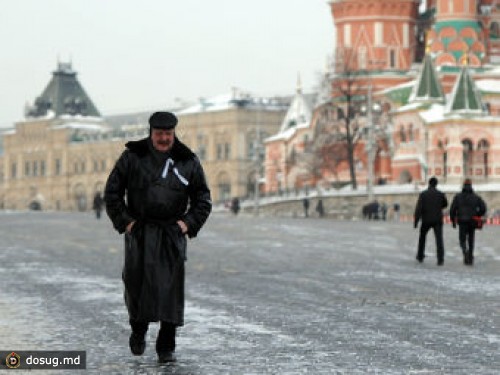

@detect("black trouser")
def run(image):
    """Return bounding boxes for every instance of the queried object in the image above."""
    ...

[458,221,475,256]
[417,222,444,261]
[130,320,176,352]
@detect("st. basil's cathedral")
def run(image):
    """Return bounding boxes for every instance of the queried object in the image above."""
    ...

[264,0,500,193]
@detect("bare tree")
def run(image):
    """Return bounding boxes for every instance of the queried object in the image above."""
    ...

[330,50,372,190]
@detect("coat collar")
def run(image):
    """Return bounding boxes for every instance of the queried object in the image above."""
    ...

[125,136,195,161]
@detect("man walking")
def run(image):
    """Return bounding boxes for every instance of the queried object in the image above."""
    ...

[104,111,212,363]
[450,179,487,265]
[413,177,448,265]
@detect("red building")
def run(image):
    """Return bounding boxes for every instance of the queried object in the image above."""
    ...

[264,0,500,193]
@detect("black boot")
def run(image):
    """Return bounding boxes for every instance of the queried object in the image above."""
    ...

[466,252,474,266]
[129,320,148,356]
[463,251,472,265]
[129,333,146,355]
[157,322,176,363]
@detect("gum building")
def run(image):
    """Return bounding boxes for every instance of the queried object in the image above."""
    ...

[0,63,287,210]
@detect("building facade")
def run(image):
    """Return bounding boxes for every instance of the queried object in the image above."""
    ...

[264,0,500,193]
[0,64,287,210]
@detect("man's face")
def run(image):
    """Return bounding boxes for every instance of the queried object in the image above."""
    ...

[151,128,175,153]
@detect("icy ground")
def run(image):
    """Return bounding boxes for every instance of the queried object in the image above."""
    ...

[0,211,499,374]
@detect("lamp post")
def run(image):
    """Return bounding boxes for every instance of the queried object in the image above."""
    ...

[361,85,381,202]
[253,107,262,216]
[366,85,375,201]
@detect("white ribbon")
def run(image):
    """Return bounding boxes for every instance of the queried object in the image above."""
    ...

[161,158,189,186]
[161,158,174,178]
[174,168,189,186]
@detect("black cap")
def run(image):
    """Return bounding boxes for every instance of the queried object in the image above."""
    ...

[149,111,178,130]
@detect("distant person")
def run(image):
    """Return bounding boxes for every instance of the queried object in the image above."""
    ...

[381,202,387,221]
[92,192,104,219]
[303,197,310,218]
[369,200,380,220]
[104,111,212,363]
[316,199,325,218]
[450,179,487,265]
[393,203,400,222]
[230,197,240,215]
[413,177,448,265]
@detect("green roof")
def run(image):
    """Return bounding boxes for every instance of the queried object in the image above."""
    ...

[409,54,445,104]
[386,86,413,106]
[446,66,485,115]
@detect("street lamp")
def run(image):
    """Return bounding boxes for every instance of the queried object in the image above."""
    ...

[359,85,382,201]
[253,107,263,216]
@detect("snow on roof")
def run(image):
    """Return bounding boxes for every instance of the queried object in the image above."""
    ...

[177,92,288,115]
[476,79,500,93]
[394,102,426,113]
[23,110,56,122]
[52,122,108,131]
[419,104,446,123]
[381,79,416,94]
[177,93,234,114]
[265,121,309,142]
[58,114,103,122]
[418,102,500,124]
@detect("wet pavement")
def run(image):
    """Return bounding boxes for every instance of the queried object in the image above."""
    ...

[0,211,499,374]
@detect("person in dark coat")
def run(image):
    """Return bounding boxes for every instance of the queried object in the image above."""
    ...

[230,197,240,215]
[92,191,104,219]
[414,177,448,265]
[315,199,325,218]
[449,179,487,265]
[303,197,310,217]
[393,203,400,222]
[104,111,212,363]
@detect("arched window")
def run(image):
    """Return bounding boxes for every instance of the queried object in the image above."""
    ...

[438,140,448,180]
[490,22,500,39]
[399,126,406,143]
[478,139,490,178]
[462,139,473,177]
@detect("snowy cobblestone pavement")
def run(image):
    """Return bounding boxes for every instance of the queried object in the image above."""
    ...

[0,211,499,374]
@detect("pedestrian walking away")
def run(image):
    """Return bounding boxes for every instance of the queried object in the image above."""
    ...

[381,202,387,221]
[104,111,212,363]
[393,202,400,222]
[450,179,487,266]
[413,177,448,265]
[303,197,310,218]
[92,191,104,219]
[315,199,325,218]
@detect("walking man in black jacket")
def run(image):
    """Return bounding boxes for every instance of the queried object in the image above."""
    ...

[105,111,212,363]
[414,177,448,265]
[450,179,487,265]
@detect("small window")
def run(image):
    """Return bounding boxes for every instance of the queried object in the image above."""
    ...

[390,50,396,68]
[55,159,62,175]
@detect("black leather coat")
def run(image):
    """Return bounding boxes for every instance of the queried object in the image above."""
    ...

[450,185,487,223]
[105,137,212,237]
[414,186,448,226]
[104,137,212,324]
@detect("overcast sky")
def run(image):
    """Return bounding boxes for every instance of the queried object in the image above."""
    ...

[0,0,334,128]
